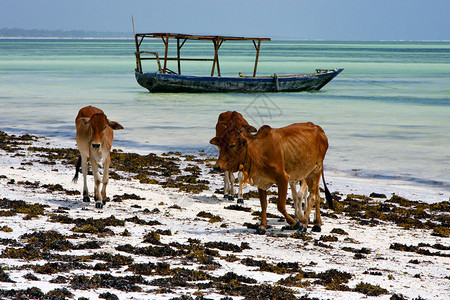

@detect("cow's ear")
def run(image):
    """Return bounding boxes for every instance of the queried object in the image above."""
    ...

[79,117,91,125]
[108,121,124,130]
[209,137,220,146]
[243,125,257,133]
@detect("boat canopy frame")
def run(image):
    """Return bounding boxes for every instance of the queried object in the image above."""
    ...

[134,33,271,77]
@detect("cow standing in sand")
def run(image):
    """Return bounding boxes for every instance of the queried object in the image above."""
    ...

[73,106,124,209]
[213,111,256,203]
[210,112,333,234]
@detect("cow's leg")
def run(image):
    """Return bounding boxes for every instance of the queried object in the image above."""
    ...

[237,171,244,204]
[313,192,322,232]
[100,155,110,206]
[90,157,103,209]
[81,155,90,202]
[302,172,322,232]
[277,176,297,228]
[256,188,268,235]
[291,180,308,222]
[223,171,230,199]
[290,181,303,221]
[228,172,235,201]
[299,180,309,222]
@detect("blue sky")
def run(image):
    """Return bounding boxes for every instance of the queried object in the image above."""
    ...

[1,0,449,41]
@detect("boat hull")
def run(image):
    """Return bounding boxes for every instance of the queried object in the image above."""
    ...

[135,68,343,93]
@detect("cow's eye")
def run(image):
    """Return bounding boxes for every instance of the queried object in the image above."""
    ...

[103,125,107,130]
[229,144,236,149]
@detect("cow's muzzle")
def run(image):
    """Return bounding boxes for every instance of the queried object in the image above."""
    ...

[91,143,101,149]
[213,166,222,172]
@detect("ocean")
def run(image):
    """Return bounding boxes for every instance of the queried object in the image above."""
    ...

[0,39,449,201]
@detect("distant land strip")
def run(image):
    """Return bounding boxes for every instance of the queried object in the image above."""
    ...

[0,28,131,38]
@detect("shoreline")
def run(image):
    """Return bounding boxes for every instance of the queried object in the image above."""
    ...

[0,131,449,299]
[2,128,448,204]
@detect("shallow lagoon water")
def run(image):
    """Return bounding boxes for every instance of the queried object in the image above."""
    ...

[0,39,449,199]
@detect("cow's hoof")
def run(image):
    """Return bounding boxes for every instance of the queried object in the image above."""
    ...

[223,194,229,199]
[102,200,107,205]
[312,225,321,232]
[83,196,90,202]
[95,202,104,209]
[255,227,266,235]
[292,221,301,230]
[237,198,244,204]
[297,225,307,233]
[228,195,235,201]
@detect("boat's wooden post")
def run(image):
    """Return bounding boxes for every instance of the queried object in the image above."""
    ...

[163,33,169,74]
[177,38,181,75]
[211,38,220,77]
[253,39,261,77]
[217,40,223,77]
[134,34,142,73]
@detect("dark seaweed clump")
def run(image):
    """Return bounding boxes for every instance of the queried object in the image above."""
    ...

[390,242,450,257]
[224,204,252,212]
[49,214,164,236]
[109,150,210,194]
[0,131,37,152]
[0,287,74,300]
[241,258,301,274]
[197,211,223,223]
[353,282,389,296]
[70,273,146,292]
[332,194,449,236]
[0,198,48,219]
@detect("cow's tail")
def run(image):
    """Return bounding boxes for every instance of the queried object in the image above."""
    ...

[72,155,81,184]
[322,169,334,210]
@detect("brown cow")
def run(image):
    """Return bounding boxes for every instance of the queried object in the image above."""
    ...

[213,111,256,203]
[210,112,333,234]
[73,106,124,209]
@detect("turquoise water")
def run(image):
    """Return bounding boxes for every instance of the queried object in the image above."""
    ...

[0,39,449,193]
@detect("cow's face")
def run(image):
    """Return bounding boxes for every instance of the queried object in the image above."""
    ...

[81,113,123,152]
[210,128,248,172]
[88,113,109,151]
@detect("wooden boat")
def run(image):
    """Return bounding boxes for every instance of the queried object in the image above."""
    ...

[134,33,343,93]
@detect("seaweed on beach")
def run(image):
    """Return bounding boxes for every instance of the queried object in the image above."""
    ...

[49,214,125,235]
[116,243,186,258]
[241,258,301,274]
[0,198,48,219]
[224,204,252,212]
[70,273,146,292]
[126,262,171,276]
[0,131,37,152]
[204,241,250,253]
[90,252,134,268]
[353,282,388,296]
[334,193,449,235]
[196,211,223,223]
[390,243,450,257]
[27,146,79,165]
[31,261,91,274]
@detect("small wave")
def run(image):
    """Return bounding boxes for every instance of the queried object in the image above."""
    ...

[347,170,449,190]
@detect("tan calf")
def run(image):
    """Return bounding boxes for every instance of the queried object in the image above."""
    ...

[73,106,123,208]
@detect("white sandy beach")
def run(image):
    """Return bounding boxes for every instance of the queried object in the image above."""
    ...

[0,132,448,300]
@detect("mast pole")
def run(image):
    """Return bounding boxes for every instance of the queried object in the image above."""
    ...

[253,39,261,77]
[163,33,169,74]
[177,38,181,75]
